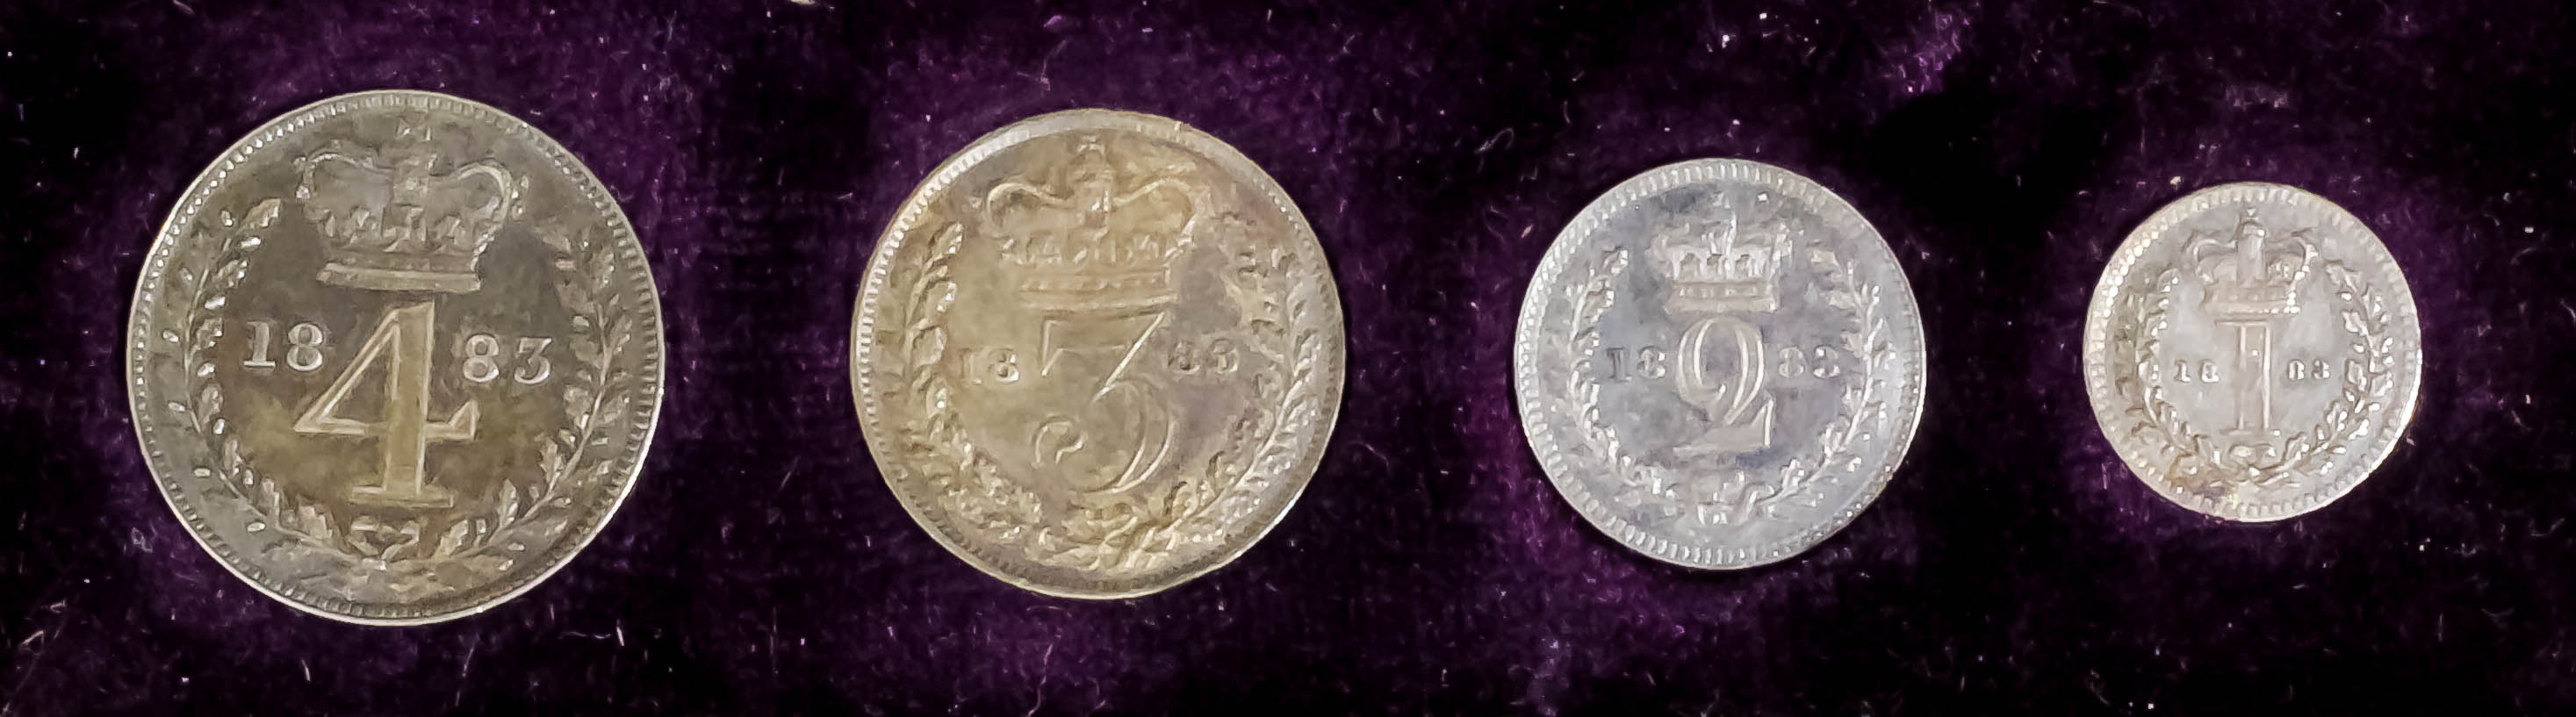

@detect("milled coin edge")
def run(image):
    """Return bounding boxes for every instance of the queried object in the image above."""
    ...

[849,108,1346,599]
[124,90,667,626]
[1511,158,1929,570]
[2078,181,2423,521]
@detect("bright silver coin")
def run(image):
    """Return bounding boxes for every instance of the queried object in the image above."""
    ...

[2083,182,2421,520]
[1513,159,1928,569]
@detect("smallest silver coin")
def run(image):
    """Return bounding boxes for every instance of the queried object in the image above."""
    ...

[1514,159,1929,569]
[2083,182,2424,520]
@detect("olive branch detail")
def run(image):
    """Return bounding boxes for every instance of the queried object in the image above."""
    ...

[900,223,1047,540]
[1702,247,1889,525]
[2111,260,2393,495]
[1558,248,1681,518]
[893,217,1319,577]
[162,198,368,563]
[159,198,633,601]
[2276,262,2397,477]
[1029,233,1313,572]
[1553,246,1889,528]
[2112,266,2201,476]
[453,223,637,558]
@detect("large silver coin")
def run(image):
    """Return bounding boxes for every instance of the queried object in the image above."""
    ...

[2083,183,2421,520]
[852,110,1346,598]
[126,90,666,624]
[1513,159,1928,569]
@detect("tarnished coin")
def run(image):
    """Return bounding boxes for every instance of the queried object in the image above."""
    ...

[2083,183,2421,520]
[1513,159,1928,569]
[851,109,1345,598]
[126,90,665,624]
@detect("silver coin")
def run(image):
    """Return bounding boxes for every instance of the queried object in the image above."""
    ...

[2082,182,2421,520]
[126,90,666,624]
[1513,159,1929,569]
[851,109,1346,598]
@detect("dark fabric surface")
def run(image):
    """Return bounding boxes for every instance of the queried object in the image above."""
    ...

[3,1,2573,713]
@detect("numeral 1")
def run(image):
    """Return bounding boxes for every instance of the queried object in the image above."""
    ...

[1601,346,1669,381]
[243,320,277,368]
[2174,359,2218,383]
[241,319,327,371]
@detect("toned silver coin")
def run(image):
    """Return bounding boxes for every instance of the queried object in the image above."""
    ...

[2083,183,2421,520]
[126,90,666,624]
[1513,159,1929,569]
[851,109,1346,598]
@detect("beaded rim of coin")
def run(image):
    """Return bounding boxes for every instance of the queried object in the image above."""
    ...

[2081,182,2422,521]
[125,90,666,625]
[850,108,1346,599]
[1513,158,1928,569]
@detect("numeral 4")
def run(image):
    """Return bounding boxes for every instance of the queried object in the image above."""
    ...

[292,301,478,508]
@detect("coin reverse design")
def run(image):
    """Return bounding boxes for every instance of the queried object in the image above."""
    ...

[1513,159,1929,569]
[126,90,665,624]
[852,109,1346,599]
[2083,183,2421,520]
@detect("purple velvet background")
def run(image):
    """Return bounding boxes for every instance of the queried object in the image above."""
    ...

[4,1,2574,713]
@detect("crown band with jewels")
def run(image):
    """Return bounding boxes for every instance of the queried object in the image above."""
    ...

[985,137,1202,314]
[295,118,522,295]
[2191,207,2316,321]
[1651,204,1791,315]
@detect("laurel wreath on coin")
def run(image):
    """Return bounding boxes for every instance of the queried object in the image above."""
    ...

[162,199,630,600]
[161,198,347,557]
[2112,261,2393,492]
[896,219,1316,577]
[2278,262,2398,475]
[1726,247,1889,522]
[491,223,637,552]
[1558,247,1887,527]
[897,223,1047,541]
[1558,248,1680,518]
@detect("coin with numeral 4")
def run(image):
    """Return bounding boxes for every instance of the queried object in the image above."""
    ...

[853,109,1346,599]
[1514,159,1929,569]
[126,90,666,624]
[2083,183,2421,520]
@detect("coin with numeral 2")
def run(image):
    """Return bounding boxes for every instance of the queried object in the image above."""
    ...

[2083,183,2421,520]
[1514,159,1929,569]
[853,109,1346,598]
[126,90,666,624]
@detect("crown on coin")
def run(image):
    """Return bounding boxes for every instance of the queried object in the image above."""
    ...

[294,114,522,294]
[1651,205,1792,314]
[2191,208,2316,320]
[986,136,1201,313]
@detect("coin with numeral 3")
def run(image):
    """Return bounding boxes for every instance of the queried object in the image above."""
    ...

[853,110,1346,599]
[2083,183,2422,520]
[1514,159,1929,569]
[126,90,666,624]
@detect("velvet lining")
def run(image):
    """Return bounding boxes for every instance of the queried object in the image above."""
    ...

[3,1,2572,713]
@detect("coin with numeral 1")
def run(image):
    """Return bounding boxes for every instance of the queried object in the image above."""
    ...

[126,90,666,624]
[2083,183,2421,520]
[1513,159,1929,569]
[852,109,1346,598]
